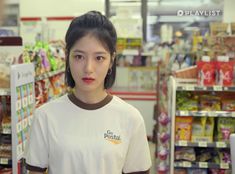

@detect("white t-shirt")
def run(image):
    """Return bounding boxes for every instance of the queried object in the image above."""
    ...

[25,94,152,174]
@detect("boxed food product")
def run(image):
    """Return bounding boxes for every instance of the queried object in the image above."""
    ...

[175,116,193,141]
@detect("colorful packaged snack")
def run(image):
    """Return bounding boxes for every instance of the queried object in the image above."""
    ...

[197,61,216,86]
[175,147,196,161]
[174,169,187,174]
[175,116,193,141]
[191,117,207,142]
[205,117,215,142]
[217,61,234,86]
[200,95,221,111]
[217,117,235,142]
[222,100,235,111]
[187,169,207,174]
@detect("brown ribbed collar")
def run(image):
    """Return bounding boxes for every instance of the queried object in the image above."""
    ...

[68,93,113,110]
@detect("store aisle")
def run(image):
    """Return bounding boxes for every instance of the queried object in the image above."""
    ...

[149,142,156,174]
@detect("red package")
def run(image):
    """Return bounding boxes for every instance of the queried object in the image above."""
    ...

[197,61,216,86]
[217,61,234,86]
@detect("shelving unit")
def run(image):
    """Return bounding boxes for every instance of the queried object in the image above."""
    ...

[35,69,64,82]
[169,76,234,173]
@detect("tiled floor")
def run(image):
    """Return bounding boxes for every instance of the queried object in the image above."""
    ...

[149,142,156,174]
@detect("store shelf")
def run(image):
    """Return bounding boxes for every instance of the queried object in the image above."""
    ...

[0,158,12,165]
[177,85,235,92]
[175,141,229,148]
[176,111,235,117]
[35,69,64,81]
[0,89,10,96]
[174,161,231,169]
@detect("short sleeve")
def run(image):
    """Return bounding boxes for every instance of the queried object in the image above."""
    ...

[24,109,49,172]
[122,117,152,173]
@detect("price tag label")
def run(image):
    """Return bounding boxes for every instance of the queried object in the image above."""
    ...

[210,111,217,116]
[179,141,188,146]
[186,86,194,91]
[180,111,189,116]
[224,87,228,91]
[0,158,8,164]
[198,142,207,147]
[213,86,223,91]
[199,162,208,168]
[232,112,235,117]
[220,163,229,169]
[216,142,226,148]
[183,162,192,167]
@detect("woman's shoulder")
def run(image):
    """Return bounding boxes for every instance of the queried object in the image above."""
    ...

[36,94,69,112]
[110,95,143,122]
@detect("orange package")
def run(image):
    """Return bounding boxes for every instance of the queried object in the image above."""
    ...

[175,116,193,141]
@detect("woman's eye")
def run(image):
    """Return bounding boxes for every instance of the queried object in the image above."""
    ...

[74,55,84,60]
[96,56,104,61]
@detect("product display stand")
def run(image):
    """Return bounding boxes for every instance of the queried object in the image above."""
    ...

[11,63,35,174]
[169,76,235,174]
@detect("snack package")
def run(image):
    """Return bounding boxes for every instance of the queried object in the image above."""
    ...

[200,95,221,111]
[196,148,213,162]
[209,169,232,174]
[175,147,196,162]
[205,117,215,142]
[219,149,231,163]
[176,92,199,111]
[174,169,187,174]
[175,116,193,141]
[217,117,235,141]
[188,169,207,174]
[191,117,207,142]
[222,100,235,111]
[197,61,216,86]
[217,61,234,86]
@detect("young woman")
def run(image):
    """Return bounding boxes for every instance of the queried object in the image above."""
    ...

[25,11,152,174]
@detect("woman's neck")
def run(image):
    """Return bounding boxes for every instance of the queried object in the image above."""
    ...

[73,89,108,104]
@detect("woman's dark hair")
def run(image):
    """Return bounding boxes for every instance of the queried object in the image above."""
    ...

[65,11,117,89]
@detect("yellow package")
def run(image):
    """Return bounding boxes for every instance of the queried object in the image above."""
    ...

[205,117,215,142]
[175,116,193,141]
[191,117,207,142]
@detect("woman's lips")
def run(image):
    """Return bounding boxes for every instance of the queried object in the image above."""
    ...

[82,77,95,84]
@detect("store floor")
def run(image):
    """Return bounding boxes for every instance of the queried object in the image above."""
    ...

[149,142,156,174]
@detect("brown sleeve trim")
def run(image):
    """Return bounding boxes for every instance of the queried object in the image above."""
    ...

[122,169,150,174]
[26,163,47,172]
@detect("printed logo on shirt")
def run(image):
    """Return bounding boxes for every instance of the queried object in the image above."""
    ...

[104,130,122,145]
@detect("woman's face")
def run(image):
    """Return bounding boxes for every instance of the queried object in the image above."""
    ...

[69,34,113,93]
